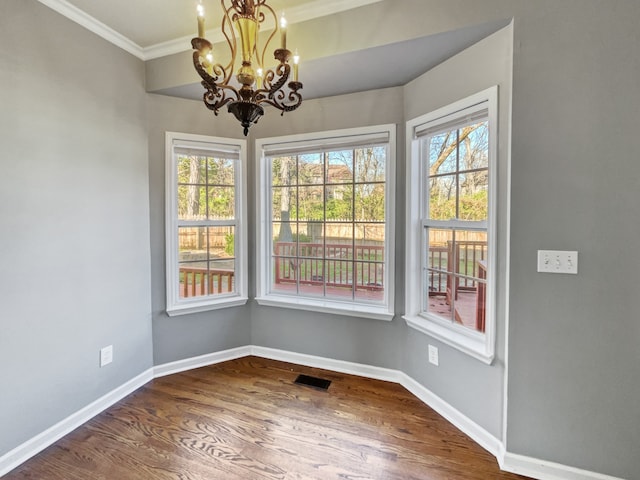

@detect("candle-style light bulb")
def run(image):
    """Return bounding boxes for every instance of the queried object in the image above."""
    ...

[197,1,205,38]
[293,49,300,82]
[205,50,214,75]
[280,12,287,50]
[256,68,263,89]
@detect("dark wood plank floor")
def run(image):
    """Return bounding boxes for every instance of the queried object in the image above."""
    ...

[5,356,531,479]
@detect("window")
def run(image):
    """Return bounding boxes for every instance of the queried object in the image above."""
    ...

[256,125,395,321]
[405,87,498,363]
[165,132,247,316]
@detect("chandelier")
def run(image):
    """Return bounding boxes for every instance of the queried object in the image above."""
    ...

[192,0,303,136]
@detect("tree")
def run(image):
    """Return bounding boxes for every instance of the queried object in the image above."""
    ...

[277,156,294,242]
[429,122,489,221]
[187,156,200,220]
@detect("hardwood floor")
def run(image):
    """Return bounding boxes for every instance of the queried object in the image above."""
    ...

[5,357,531,479]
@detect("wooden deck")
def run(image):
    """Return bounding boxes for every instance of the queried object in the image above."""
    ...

[428,291,479,330]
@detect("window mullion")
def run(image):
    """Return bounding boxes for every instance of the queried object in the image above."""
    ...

[351,148,356,300]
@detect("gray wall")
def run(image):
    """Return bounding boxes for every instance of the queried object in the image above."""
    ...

[506,3,640,478]
[146,94,252,365]
[0,0,153,457]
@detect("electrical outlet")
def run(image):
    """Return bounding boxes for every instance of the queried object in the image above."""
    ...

[428,344,439,366]
[100,345,113,367]
[537,250,578,274]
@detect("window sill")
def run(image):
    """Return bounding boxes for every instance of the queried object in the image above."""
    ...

[403,313,494,364]
[167,296,248,317]
[256,295,394,321]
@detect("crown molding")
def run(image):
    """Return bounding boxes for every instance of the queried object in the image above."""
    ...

[37,0,383,61]
[37,0,145,59]
[144,0,384,60]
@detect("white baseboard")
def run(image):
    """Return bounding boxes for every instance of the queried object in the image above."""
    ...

[398,373,503,458]
[0,368,153,477]
[500,452,626,480]
[249,346,402,383]
[1,346,624,480]
[153,345,252,378]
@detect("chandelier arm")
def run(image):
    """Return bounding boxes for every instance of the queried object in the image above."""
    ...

[265,63,291,97]
[192,51,220,89]
[221,3,238,84]
[255,1,278,69]
[202,86,237,114]
[256,82,303,112]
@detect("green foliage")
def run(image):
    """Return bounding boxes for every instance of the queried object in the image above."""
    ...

[430,189,487,221]
[224,233,234,256]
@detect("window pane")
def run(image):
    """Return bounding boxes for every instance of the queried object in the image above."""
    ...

[459,171,488,221]
[455,230,488,282]
[177,226,235,298]
[271,255,297,294]
[298,185,324,221]
[177,155,206,184]
[326,150,353,184]
[208,259,235,294]
[424,228,453,313]
[271,187,291,221]
[272,186,296,222]
[428,175,457,220]
[298,153,323,185]
[452,276,486,333]
[207,186,235,219]
[355,224,385,253]
[459,121,489,171]
[426,272,454,322]
[207,157,235,186]
[424,227,487,331]
[206,226,233,261]
[298,256,325,294]
[177,185,206,220]
[428,132,458,175]
[178,226,208,263]
[298,228,324,258]
[355,147,386,182]
[326,184,353,221]
[271,156,297,187]
[355,183,384,221]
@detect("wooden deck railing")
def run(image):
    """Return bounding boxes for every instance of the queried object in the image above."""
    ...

[179,267,234,298]
[274,242,384,291]
[425,241,488,295]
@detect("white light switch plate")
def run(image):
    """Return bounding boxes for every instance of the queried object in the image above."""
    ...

[100,345,113,367]
[428,345,439,366]
[537,250,578,274]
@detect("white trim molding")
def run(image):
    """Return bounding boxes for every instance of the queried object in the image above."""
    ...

[37,0,145,59]
[500,453,626,480]
[154,346,252,378]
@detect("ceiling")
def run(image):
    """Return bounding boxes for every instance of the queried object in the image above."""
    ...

[38,0,509,100]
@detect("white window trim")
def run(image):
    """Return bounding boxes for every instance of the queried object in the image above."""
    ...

[165,132,248,316]
[404,87,498,364]
[255,125,396,321]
